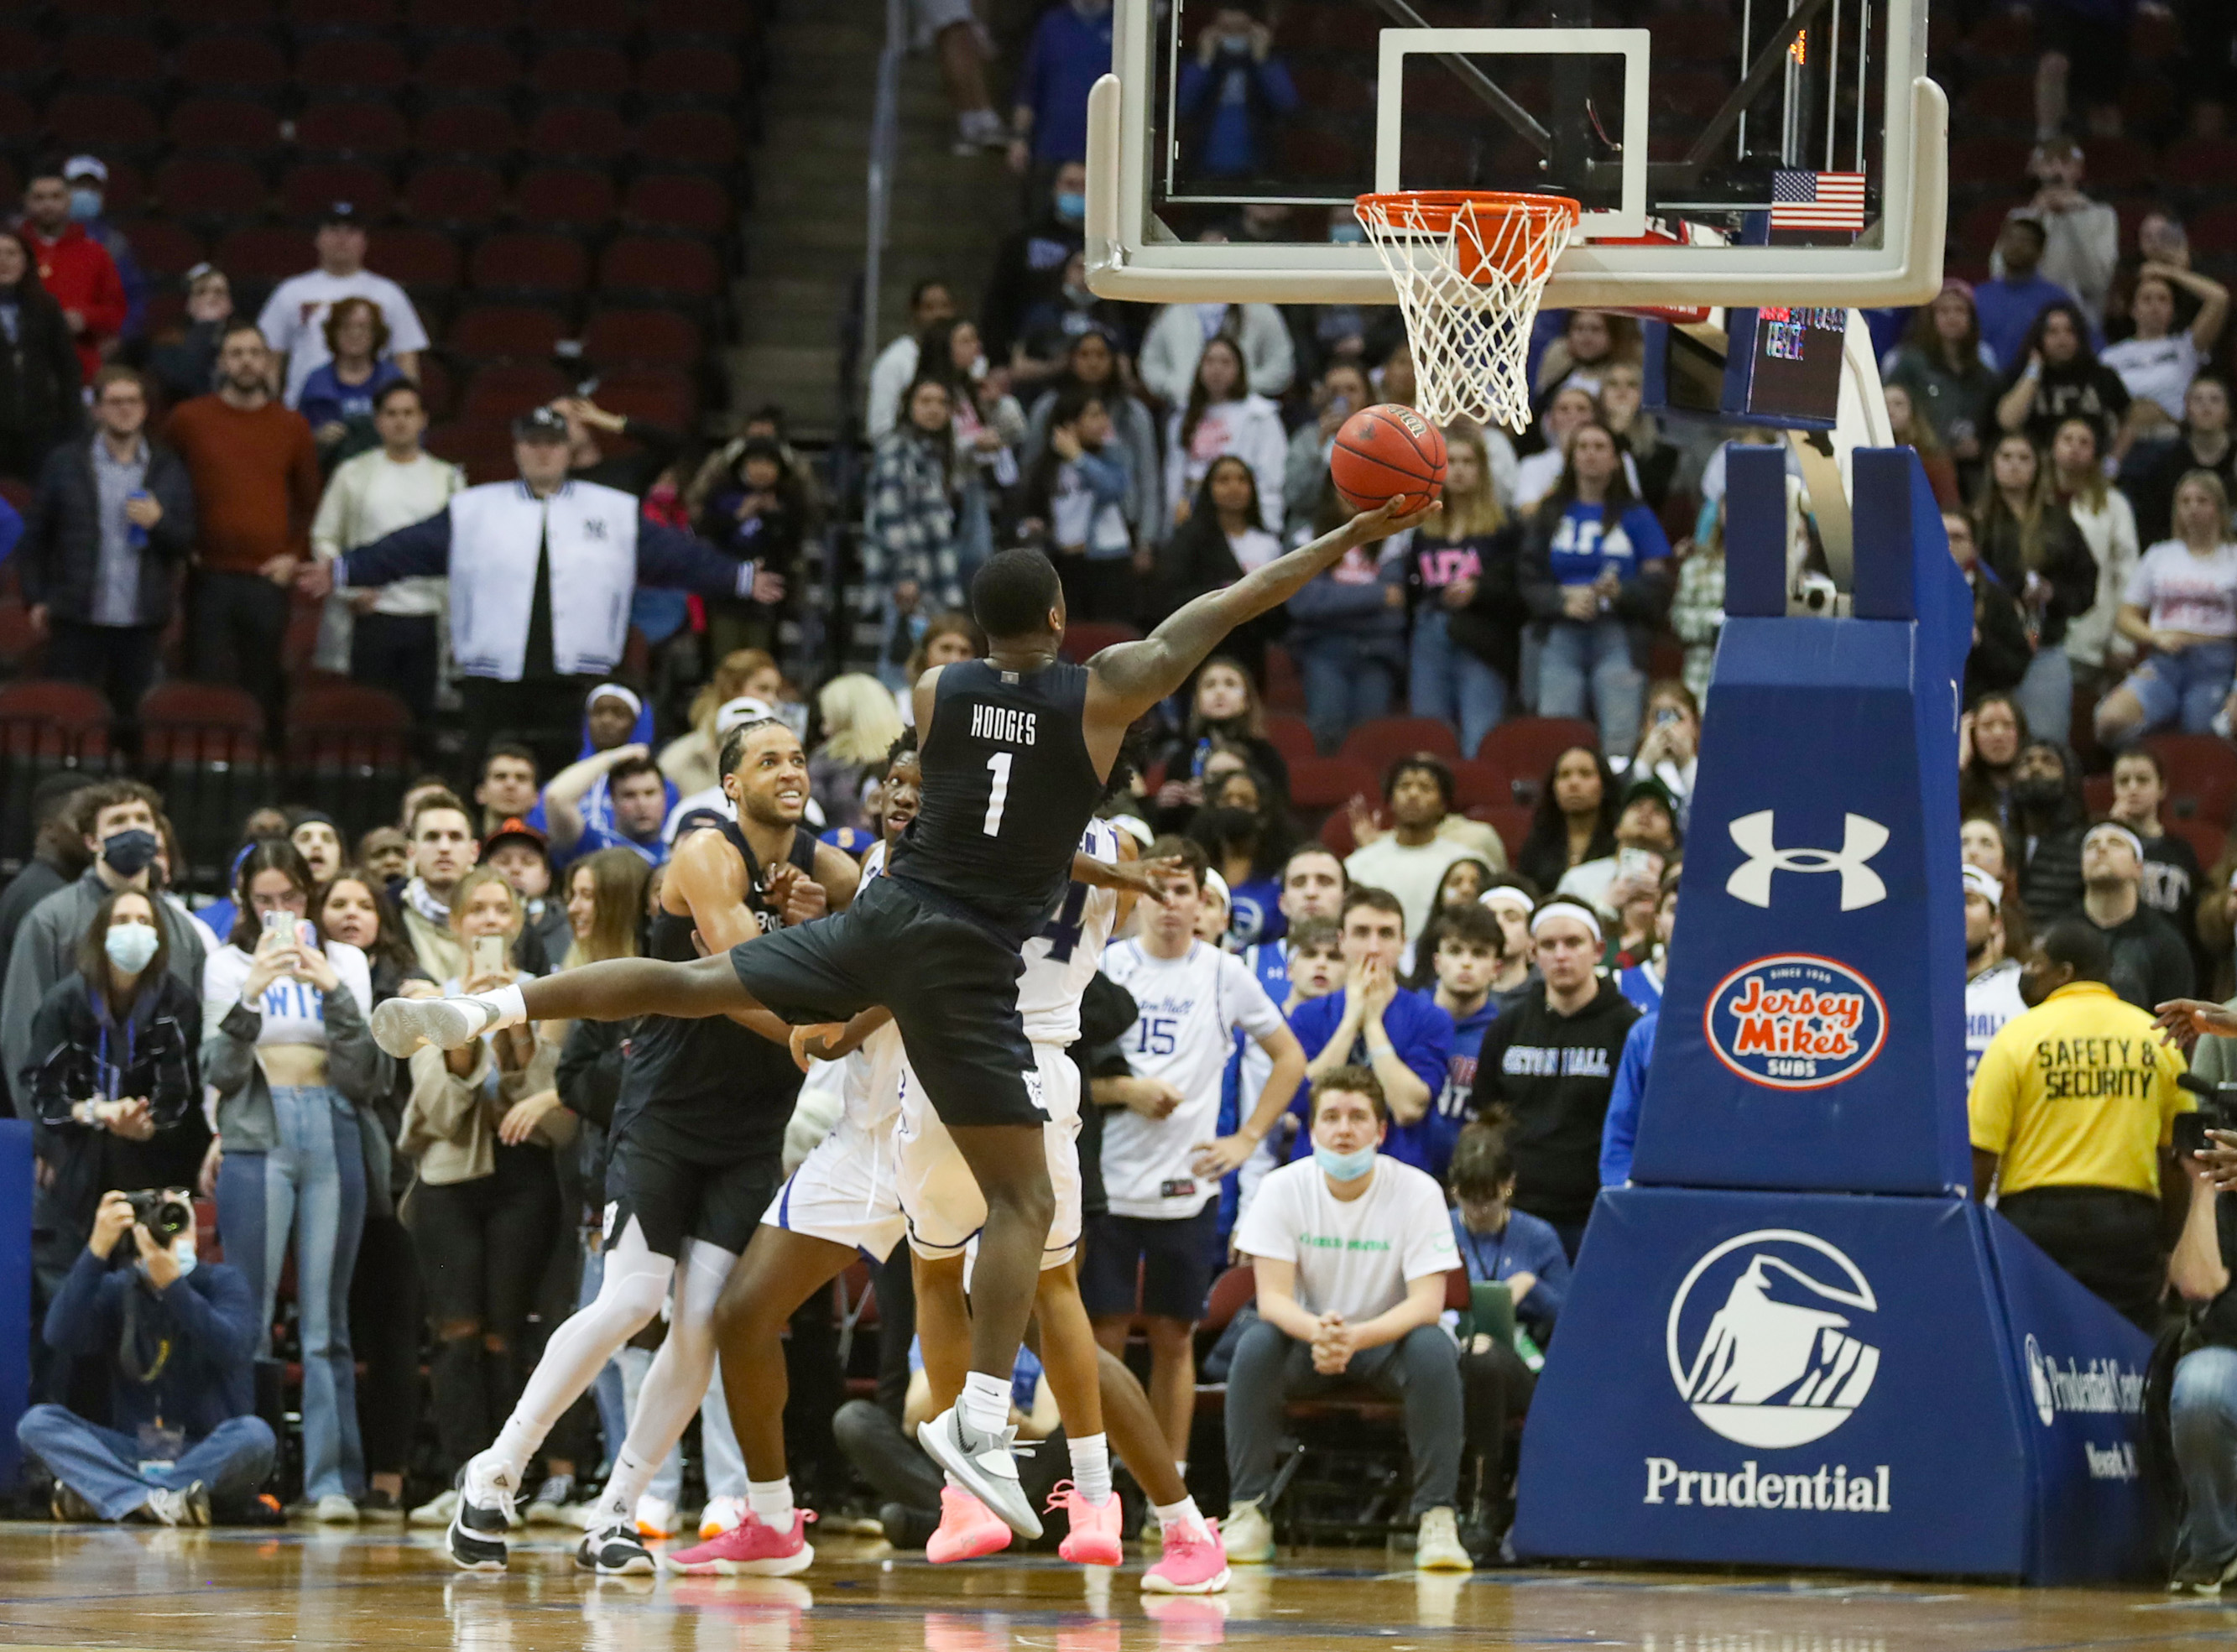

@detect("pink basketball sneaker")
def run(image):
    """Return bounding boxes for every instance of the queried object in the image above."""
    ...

[927,1487,1012,1563]
[660,1509,815,1576]
[1141,1518,1230,1594]
[1047,1482,1124,1566]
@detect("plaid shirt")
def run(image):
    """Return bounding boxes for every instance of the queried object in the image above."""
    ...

[860,429,966,615]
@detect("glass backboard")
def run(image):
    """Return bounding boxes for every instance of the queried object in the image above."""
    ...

[1083,0,1947,310]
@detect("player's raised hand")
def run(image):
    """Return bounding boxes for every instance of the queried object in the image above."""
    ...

[2156,998,2237,1049]
[1077,852,1181,906]
[1345,497,1442,545]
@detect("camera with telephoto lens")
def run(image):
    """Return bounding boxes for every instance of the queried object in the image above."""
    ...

[2175,1073,2237,1159]
[124,1188,194,1243]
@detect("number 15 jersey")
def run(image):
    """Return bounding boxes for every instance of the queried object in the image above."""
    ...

[1100,937,1287,1219]
[897,659,1103,943]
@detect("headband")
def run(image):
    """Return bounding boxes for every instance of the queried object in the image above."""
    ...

[1961,864,2003,908]
[1479,886,1536,918]
[1529,899,1603,945]
[1202,869,1231,906]
[2082,821,2145,862]
[587,682,643,718]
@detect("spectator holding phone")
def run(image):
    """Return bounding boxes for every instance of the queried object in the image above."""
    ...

[16,1187,274,1526]
[201,839,384,1523]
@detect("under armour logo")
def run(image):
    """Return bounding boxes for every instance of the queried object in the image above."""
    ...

[1725,810,1890,910]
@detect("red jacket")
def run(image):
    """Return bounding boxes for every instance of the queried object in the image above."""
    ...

[21,222,126,381]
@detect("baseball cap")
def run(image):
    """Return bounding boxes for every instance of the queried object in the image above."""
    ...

[483,816,550,860]
[514,405,571,442]
[717,695,776,735]
[63,155,107,184]
[320,201,362,227]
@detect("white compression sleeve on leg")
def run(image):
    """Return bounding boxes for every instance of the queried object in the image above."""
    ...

[597,1237,738,1517]
[489,1216,673,1483]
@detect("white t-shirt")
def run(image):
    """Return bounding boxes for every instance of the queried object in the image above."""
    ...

[1234,1154,1459,1322]
[1344,834,1473,944]
[1965,958,2027,1085]
[202,938,374,1049]
[1100,938,1287,1217]
[2099,332,2203,422]
[310,446,463,618]
[258,268,431,407]
[2123,539,2237,638]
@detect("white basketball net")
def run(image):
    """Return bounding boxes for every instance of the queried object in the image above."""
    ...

[1354,193,1580,435]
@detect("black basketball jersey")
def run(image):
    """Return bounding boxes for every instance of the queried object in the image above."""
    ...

[613,818,814,1158]
[895,658,1103,941]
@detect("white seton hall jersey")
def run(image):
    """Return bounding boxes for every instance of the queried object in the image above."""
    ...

[1101,936,1287,1218]
[838,841,907,1133]
[1965,959,2026,1085]
[1018,819,1124,1050]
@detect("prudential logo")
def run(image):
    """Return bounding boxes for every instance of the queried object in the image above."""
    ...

[1666,1230,1881,1449]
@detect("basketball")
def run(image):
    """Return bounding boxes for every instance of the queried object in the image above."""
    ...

[1329,404,1448,515]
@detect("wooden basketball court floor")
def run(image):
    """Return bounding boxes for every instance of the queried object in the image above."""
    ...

[1,1525,2231,1652]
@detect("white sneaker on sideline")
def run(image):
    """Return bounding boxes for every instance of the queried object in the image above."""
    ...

[634,1495,680,1540]
[1413,1507,1474,1572]
[409,1488,460,1528]
[314,1493,359,1524]
[700,1496,746,1540]
[1221,1498,1274,1565]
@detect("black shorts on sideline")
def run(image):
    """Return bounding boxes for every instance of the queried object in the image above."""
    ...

[605,1128,781,1259]
[727,872,1046,1129]
[1080,1205,1221,1323]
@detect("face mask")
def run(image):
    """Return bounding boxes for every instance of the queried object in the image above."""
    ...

[1197,805,1259,844]
[1064,282,1093,306]
[2010,774,2064,811]
[139,1241,196,1281]
[1313,1142,1378,1181]
[104,923,159,976]
[1055,191,1087,225]
[101,828,160,878]
[69,188,103,222]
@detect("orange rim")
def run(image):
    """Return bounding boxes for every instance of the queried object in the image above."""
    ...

[1354,190,1582,284]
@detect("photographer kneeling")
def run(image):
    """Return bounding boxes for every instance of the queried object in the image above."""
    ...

[15,1188,274,1524]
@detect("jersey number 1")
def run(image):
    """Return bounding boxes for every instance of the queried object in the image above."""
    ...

[981,751,1013,836]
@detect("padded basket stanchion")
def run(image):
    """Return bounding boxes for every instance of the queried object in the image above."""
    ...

[1353,190,1582,433]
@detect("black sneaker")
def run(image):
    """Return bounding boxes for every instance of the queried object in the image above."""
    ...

[576,1515,655,1575]
[358,1487,405,1517]
[879,1500,941,1550]
[446,1467,515,1571]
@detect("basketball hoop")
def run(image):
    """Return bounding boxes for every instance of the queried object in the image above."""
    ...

[1353,190,1582,435]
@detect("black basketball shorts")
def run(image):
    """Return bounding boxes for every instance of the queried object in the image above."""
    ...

[605,1127,781,1259]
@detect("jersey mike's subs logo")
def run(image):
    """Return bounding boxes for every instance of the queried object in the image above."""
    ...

[1705,954,1887,1091]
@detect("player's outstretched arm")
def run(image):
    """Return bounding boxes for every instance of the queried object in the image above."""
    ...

[1085,498,1437,724]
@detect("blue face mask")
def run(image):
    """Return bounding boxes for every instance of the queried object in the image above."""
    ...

[104,922,160,976]
[1055,191,1087,225]
[1313,1143,1378,1181]
[69,188,102,222]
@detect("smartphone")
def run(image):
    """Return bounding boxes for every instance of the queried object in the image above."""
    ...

[259,909,294,949]
[472,935,507,977]
[1617,846,1658,880]
[1653,706,1681,727]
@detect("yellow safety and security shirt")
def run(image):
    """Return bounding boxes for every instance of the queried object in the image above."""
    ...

[1968,980,2192,1197]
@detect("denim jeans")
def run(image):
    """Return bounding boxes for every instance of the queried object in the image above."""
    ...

[1408,606,1507,758]
[2172,1345,2237,1583]
[2119,639,2237,739]
[18,1404,276,1520]
[1536,617,1645,758]
[2016,642,2073,747]
[215,1084,366,1502]
[1294,632,1400,753]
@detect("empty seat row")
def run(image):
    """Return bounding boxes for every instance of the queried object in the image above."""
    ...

[1,0,756,39]
[126,156,734,232]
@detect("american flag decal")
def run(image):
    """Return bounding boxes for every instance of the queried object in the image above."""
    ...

[1770,170,1867,232]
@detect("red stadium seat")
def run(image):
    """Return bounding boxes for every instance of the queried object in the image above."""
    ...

[167,96,284,153]
[597,235,719,300]
[281,162,394,221]
[646,0,751,33]
[296,35,410,91]
[639,44,743,101]
[1264,711,1316,763]
[415,100,522,158]
[0,681,112,760]
[419,39,524,95]
[515,165,618,227]
[59,29,164,87]
[637,108,740,169]
[0,94,29,145]
[413,357,456,419]
[1947,136,2033,190]
[0,26,51,85]
[2174,818,2228,871]
[1962,72,2036,126]
[1479,717,1602,795]
[173,30,289,90]
[409,0,518,26]
[1290,755,1379,813]
[284,682,413,771]
[1058,621,1140,663]
[460,362,571,420]
[139,681,264,764]
[592,367,697,430]
[1467,802,1534,862]
[158,158,270,224]
[533,44,632,96]
[2145,733,2237,826]
[367,227,461,292]
[2164,138,2237,182]
[1264,642,1305,712]
[289,0,399,23]
[528,104,630,161]
[425,418,524,482]
[2082,774,2114,818]
[622,172,733,235]
[165,0,274,21]
[448,304,567,360]
[1338,716,1463,769]
[49,92,162,151]
[117,220,206,282]
[581,307,701,366]
[214,226,311,282]
[403,162,505,226]
[2083,135,2154,191]
[539,0,627,31]
[471,232,589,296]
[297,99,411,158]
[1451,758,1511,810]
